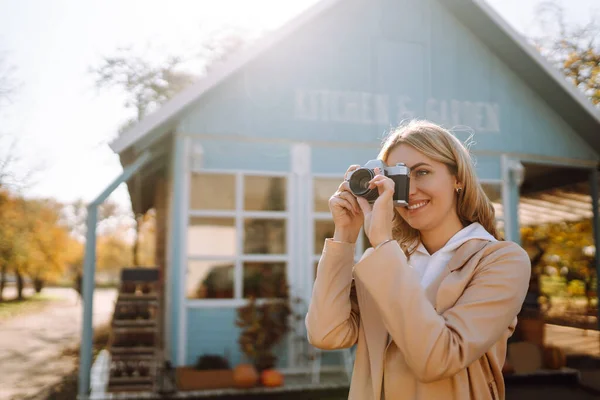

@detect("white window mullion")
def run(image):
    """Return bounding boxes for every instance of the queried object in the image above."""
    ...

[356,227,365,260]
[240,254,288,262]
[189,210,236,218]
[241,211,289,219]
[234,172,244,299]
[313,212,332,220]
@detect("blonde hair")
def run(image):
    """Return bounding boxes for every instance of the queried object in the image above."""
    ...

[378,119,501,257]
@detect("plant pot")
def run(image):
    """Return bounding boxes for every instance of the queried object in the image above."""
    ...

[175,367,234,391]
[517,317,545,347]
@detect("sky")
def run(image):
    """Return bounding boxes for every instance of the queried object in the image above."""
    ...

[0,0,598,214]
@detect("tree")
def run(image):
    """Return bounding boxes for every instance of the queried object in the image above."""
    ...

[97,227,133,273]
[521,219,597,327]
[0,52,21,189]
[532,1,600,105]
[0,51,17,107]
[0,193,72,300]
[22,199,71,292]
[136,208,156,267]
[91,48,197,125]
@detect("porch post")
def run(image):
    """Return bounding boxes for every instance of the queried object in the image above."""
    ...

[502,156,525,244]
[169,133,188,366]
[589,168,600,331]
[78,150,153,399]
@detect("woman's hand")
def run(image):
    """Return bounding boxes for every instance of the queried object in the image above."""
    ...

[329,165,364,243]
[356,168,395,248]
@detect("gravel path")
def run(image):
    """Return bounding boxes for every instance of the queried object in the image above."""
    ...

[0,287,117,400]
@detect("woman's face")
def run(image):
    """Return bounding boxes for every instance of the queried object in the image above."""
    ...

[387,144,460,233]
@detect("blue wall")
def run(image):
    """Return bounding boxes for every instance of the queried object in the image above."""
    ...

[173,0,598,369]
[186,308,289,368]
[180,0,597,162]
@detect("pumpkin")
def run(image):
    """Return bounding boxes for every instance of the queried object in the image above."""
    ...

[233,364,259,388]
[261,369,284,387]
[543,346,567,370]
[502,358,515,375]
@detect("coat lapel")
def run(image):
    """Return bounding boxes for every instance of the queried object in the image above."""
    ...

[434,239,491,312]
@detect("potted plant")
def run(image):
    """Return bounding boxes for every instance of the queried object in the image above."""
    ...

[175,353,235,391]
[235,279,292,387]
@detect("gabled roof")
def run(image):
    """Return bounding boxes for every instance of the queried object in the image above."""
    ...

[109,0,600,155]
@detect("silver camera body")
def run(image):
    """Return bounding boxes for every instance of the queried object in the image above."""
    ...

[347,159,410,207]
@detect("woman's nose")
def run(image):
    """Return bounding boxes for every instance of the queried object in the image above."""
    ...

[409,180,418,197]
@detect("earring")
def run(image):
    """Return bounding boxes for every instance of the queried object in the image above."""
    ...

[456,187,462,194]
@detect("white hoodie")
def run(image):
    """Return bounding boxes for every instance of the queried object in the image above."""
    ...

[411,222,497,289]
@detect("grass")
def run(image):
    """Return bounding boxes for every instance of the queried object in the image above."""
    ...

[0,292,60,320]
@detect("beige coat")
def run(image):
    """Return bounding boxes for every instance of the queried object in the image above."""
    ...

[306,238,531,400]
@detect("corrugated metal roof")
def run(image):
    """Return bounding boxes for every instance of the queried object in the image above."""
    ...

[494,185,594,227]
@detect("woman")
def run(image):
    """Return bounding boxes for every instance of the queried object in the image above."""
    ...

[306,120,531,400]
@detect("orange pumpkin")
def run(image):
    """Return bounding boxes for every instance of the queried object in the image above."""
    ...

[502,358,515,375]
[261,369,284,387]
[233,364,259,388]
[543,346,567,370]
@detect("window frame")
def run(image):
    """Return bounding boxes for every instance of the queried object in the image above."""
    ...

[186,168,292,307]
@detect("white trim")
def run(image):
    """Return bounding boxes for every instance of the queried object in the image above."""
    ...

[240,254,290,262]
[191,166,290,177]
[474,0,600,125]
[188,254,289,262]
[109,0,345,154]
[178,135,191,366]
[189,210,236,218]
[500,154,513,241]
[234,173,244,299]
[356,228,365,258]
[238,211,290,219]
[189,210,290,219]
[313,212,334,220]
[187,255,236,262]
[286,164,296,369]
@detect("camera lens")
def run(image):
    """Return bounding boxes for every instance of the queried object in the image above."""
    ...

[348,168,378,201]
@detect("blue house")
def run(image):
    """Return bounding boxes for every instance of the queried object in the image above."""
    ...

[87,0,600,384]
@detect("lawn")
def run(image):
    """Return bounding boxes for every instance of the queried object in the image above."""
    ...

[0,292,60,320]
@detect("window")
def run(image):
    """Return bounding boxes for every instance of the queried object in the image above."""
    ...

[311,176,365,282]
[187,171,289,300]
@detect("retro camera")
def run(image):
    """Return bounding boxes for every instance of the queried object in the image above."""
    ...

[347,159,410,207]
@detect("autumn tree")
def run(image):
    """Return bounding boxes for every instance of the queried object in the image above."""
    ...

[97,229,133,274]
[21,198,71,292]
[532,1,600,105]
[0,189,19,300]
[135,208,156,267]
[0,193,73,300]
